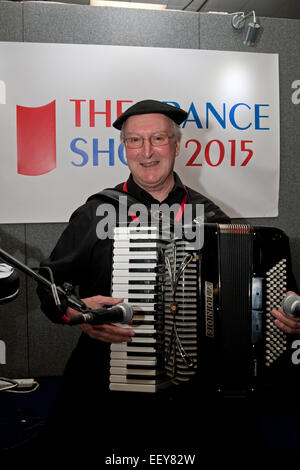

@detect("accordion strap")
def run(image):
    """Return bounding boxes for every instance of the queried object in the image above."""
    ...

[87,188,178,226]
[88,188,142,208]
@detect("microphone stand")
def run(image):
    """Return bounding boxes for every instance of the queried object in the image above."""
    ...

[0,247,90,323]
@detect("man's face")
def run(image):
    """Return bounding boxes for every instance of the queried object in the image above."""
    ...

[123,113,180,194]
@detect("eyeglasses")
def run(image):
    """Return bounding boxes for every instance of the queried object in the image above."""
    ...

[124,132,174,149]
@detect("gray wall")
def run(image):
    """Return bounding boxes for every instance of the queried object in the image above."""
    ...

[0,1,299,378]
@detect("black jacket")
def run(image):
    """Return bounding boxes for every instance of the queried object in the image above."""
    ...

[37,173,229,387]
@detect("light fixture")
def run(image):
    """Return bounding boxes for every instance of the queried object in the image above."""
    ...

[91,1,167,9]
[232,11,261,46]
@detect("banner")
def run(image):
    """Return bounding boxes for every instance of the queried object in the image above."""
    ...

[0,42,280,222]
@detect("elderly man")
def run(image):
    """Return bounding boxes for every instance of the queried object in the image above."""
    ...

[38,101,230,334]
[37,100,299,459]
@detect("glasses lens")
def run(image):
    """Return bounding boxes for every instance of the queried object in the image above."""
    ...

[125,136,143,148]
[125,133,172,149]
[150,133,169,146]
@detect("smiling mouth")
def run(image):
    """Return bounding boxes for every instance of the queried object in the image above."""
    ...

[140,161,159,167]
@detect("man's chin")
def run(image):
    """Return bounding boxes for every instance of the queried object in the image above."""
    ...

[131,171,175,195]
[136,177,163,190]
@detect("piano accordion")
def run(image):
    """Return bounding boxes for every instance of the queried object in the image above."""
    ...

[109,223,293,394]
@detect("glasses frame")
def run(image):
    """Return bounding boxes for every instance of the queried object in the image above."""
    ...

[124,132,175,149]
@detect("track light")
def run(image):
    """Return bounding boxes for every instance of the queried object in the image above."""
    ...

[232,11,261,46]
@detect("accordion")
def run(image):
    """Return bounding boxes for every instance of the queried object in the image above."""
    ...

[109,223,293,395]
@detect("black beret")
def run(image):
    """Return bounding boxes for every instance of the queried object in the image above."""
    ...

[112,99,188,130]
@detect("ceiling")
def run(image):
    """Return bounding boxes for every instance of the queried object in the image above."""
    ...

[98,0,300,20]
[179,0,300,20]
[24,0,300,20]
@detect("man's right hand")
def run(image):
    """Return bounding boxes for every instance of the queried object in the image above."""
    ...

[66,294,135,343]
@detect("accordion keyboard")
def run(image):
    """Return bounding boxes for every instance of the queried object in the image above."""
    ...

[110,226,166,393]
[110,227,198,392]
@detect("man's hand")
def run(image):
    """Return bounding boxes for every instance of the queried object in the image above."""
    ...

[66,295,135,343]
[271,291,300,334]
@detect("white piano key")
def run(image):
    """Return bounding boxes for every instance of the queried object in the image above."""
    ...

[112,269,157,277]
[113,241,161,247]
[111,343,156,353]
[131,324,156,331]
[113,262,157,269]
[109,383,160,393]
[109,375,159,385]
[112,273,158,281]
[131,337,157,344]
[132,305,159,312]
[114,232,160,241]
[111,352,156,361]
[131,315,156,321]
[113,253,158,260]
[110,367,157,376]
[112,293,157,300]
[131,326,158,333]
[114,226,159,233]
[110,359,157,367]
[113,285,157,292]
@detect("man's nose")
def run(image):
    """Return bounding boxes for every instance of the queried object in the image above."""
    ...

[143,138,154,157]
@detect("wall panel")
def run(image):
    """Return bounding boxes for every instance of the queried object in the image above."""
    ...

[0,1,23,42]
[0,224,28,377]
[23,3,199,48]
[25,223,81,376]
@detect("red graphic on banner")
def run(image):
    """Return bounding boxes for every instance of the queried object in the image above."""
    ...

[17,100,56,175]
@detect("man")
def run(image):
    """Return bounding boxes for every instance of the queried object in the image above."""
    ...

[37,100,299,458]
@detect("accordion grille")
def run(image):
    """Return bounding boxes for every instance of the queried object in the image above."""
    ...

[265,259,287,366]
[164,241,198,384]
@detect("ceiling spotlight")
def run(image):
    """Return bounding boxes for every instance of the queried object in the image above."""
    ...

[232,11,261,46]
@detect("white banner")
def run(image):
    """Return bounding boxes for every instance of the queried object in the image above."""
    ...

[0,42,280,222]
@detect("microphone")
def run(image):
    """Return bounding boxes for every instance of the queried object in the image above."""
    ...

[0,263,20,304]
[68,302,134,326]
[282,293,300,318]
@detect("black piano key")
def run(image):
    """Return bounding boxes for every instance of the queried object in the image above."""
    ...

[126,374,163,380]
[129,247,159,252]
[129,268,156,273]
[127,364,157,370]
[128,289,161,294]
[129,259,157,263]
[127,342,162,349]
[128,280,156,285]
[134,332,163,339]
[127,351,157,357]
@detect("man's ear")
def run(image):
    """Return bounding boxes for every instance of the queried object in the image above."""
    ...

[175,138,181,157]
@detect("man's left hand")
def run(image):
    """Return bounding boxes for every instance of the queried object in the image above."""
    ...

[271,291,300,334]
